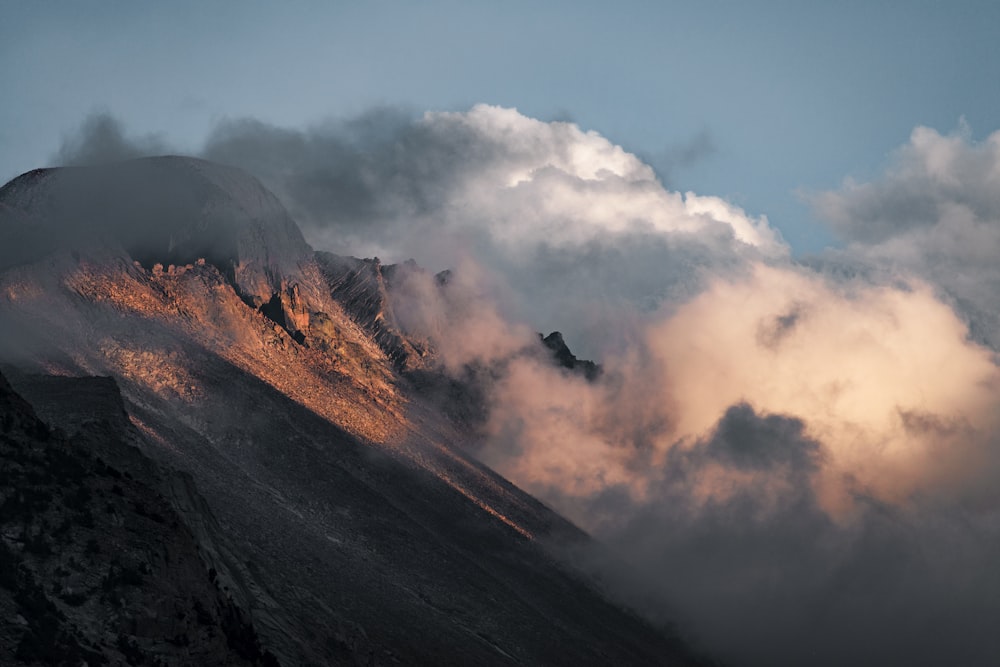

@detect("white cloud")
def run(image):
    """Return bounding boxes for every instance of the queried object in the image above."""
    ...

[202,105,786,356]
[408,105,787,254]
[812,125,1000,348]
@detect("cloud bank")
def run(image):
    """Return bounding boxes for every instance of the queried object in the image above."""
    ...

[198,105,784,357]
[51,109,1000,666]
[811,123,1000,350]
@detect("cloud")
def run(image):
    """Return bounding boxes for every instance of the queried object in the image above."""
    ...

[206,105,781,255]
[812,122,1000,243]
[384,256,537,374]
[49,107,780,359]
[54,112,170,166]
[592,410,1000,667]
[267,109,1000,665]
[641,128,717,187]
[482,261,1000,505]
[201,104,784,357]
[649,264,1000,508]
[477,265,1000,665]
[810,123,1000,348]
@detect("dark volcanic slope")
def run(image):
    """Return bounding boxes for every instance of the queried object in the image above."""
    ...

[0,158,706,666]
[0,371,276,666]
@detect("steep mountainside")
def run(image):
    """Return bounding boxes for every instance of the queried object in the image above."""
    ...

[0,371,277,666]
[0,158,707,666]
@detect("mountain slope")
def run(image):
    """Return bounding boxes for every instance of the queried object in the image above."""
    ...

[0,158,707,666]
[0,370,278,666]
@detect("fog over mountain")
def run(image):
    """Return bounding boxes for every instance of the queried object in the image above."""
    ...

[5,107,1000,666]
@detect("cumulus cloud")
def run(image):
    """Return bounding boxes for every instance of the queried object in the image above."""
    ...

[810,123,1000,348]
[202,105,784,356]
[205,105,782,254]
[46,107,783,358]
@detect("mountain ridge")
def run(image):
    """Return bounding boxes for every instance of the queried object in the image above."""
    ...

[0,156,708,666]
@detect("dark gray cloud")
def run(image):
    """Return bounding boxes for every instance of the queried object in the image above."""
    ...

[201,106,518,250]
[701,402,822,471]
[0,153,310,305]
[205,109,423,235]
[755,303,805,350]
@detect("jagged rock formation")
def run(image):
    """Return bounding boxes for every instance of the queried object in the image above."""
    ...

[541,331,602,381]
[0,157,707,666]
[316,253,428,371]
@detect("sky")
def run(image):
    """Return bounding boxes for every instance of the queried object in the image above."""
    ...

[6,4,1000,666]
[4,1,1000,253]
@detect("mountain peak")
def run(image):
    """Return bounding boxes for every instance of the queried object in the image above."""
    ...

[0,156,312,302]
[541,331,601,380]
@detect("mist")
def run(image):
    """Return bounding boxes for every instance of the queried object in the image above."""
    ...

[50,109,1000,666]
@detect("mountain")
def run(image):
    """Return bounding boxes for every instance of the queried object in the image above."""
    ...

[0,157,707,666]
[0,157,311,303]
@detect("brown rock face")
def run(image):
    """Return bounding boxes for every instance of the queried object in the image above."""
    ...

[316,252,429,371]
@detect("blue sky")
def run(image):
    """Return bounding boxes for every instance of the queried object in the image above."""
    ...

[3,0,999,252]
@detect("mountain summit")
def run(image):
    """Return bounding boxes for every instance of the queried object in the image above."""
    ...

[0,157,706,666]
[0,156,312,306]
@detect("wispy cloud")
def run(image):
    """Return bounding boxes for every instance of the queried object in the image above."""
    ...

[55,112,170,166]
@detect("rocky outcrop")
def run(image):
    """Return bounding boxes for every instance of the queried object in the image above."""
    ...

[541,331,602,381]
[317,252,428,371]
